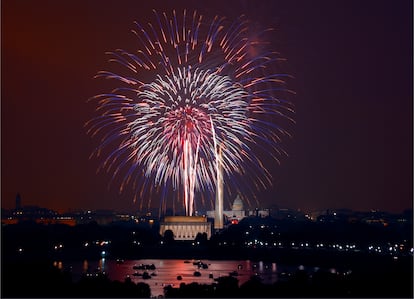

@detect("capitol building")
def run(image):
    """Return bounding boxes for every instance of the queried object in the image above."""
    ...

[206,194,246,223]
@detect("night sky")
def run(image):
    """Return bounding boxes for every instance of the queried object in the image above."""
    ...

[2,0,412,214]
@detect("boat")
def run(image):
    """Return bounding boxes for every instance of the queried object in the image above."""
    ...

[133,263,157,270]
[148,264,156,270]
[229,271,239,276]
[132,272,142,276]
[193,271,201,277]
[251,273,263,281]
[208,273,214,279]
[142,272,152,279]
[177,275,183,280]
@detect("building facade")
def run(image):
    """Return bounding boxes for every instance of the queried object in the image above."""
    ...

[159,216,212,240]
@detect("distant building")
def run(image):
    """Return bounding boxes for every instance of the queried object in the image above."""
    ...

[1,194,77,226]
[36,216,76,226]
[247,208,270,218]
[159,216,211,240]
[93,210,117,225]
[13,205,57,219]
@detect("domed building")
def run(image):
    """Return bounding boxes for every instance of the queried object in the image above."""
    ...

[223,195,246,222]
[232,195,244,211]
[207,195,246,225]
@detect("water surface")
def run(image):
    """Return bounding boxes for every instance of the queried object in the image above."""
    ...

[64,259,281,297]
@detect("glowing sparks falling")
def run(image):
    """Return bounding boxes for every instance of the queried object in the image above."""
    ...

[86,10,294,215]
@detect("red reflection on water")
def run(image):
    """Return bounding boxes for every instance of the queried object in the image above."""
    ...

[66,259,280,297]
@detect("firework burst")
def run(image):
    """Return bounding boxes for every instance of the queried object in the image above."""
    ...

[86,10,294,215]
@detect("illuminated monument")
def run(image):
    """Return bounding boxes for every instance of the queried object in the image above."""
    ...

[159,216,211,241]
[214,147,224,229]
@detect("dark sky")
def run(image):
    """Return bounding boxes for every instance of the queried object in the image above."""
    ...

[2,0,412,214]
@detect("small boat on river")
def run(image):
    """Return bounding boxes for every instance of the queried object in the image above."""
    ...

[193,271,201,277]
[133,263,156,270]
[229,271,239,276]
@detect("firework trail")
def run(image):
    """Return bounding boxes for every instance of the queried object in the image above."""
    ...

[86,10,294,215]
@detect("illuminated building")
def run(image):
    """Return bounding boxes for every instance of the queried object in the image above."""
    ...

[207,195,246,224]
[159,216,211,240]
[223,195,246,221]
[247,208,269,218]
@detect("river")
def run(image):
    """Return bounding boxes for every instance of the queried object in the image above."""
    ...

[56,258,289,297]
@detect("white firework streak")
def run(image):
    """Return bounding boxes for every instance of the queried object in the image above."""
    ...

[87,10,294,214]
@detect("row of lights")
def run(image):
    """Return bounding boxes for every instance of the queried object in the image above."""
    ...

[84,240,111,247]
[241,240,413,255]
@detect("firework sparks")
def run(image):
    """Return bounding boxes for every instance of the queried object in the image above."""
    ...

[86,9,294,215]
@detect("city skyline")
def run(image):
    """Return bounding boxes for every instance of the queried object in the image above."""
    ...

[2,0,413,214]
[2,191,413,216]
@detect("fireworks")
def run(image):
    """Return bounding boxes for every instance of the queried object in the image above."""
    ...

[86,10,294,215]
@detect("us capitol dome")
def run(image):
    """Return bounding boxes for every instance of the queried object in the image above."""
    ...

[232,195,244,211]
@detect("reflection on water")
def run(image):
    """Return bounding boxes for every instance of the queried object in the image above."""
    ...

[98,258,106,272]
[53,261,63,270]
[64,259,282,297]
[82,260,88,272]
